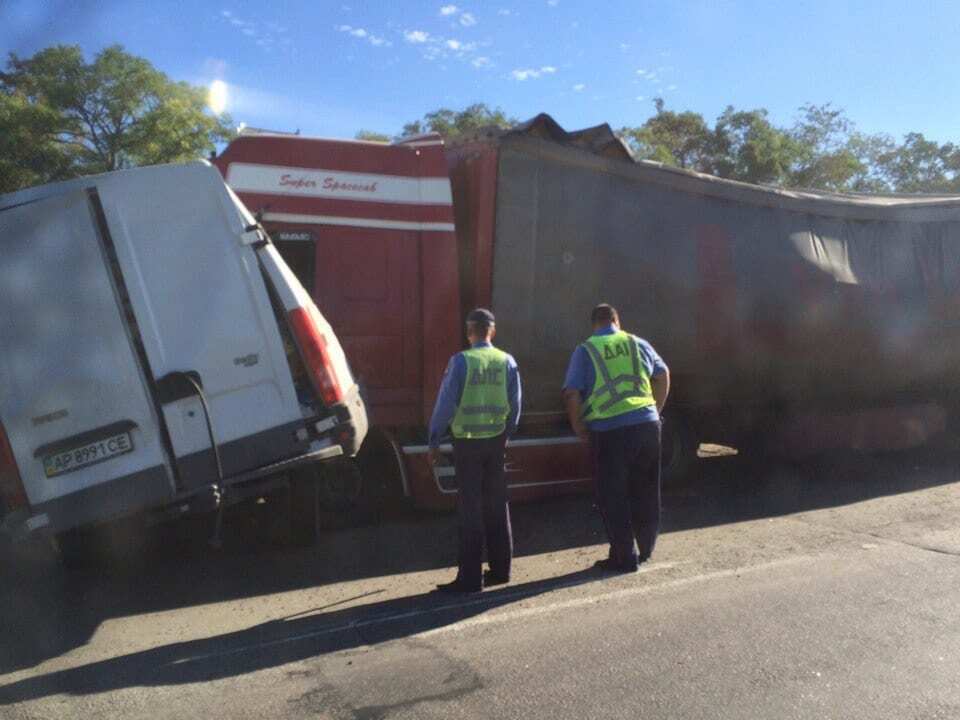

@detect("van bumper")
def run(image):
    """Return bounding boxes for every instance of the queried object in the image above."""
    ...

[0,508,53,542]
[1,464,173,539]
[318,383,368,457]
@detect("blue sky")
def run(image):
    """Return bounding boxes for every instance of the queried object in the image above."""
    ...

[3,0,959,143]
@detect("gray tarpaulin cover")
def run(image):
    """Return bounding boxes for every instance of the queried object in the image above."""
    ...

[482,115,960,420]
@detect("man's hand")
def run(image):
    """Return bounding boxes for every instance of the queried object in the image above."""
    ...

[651,369,670,413]
[572,419,591,443]
[563,389,590,443]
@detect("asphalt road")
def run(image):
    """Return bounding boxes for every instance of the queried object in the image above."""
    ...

[2,448,960,719]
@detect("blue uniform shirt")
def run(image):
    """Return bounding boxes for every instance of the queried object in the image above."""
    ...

[562,325,668,432]
[429,341,522,448]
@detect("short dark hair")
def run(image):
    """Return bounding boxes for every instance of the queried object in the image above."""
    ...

[591,303,619,326]
[465,307,495,336]
[466,320,493,336]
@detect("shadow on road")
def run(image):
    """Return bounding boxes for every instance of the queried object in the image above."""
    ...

[1,447,957,680]
[0,567,604,705]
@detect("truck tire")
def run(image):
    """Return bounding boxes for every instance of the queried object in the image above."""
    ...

[289,458,364,538]
[661,412,697,484]
[355,431,408,516]
[316,458,364,512]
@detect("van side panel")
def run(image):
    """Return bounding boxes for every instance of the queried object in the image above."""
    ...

[0,191,173,517]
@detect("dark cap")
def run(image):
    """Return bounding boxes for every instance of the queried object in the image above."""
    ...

[466,308,495,325]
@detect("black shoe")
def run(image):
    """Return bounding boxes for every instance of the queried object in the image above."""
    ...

[435,580,482,594]
[593,559,638,574]
[483,570,510,586]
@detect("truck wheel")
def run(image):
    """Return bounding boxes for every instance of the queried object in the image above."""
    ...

[316,458,364,512]
[289,458,364,538]
[661,412,697,484]
[355,432,408,517]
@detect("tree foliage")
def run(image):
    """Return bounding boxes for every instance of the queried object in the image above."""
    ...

[400,103,516,142]
[619,98,715,172]
[0,45,234,193]
[355,130,391,143]
[617,98,960,194]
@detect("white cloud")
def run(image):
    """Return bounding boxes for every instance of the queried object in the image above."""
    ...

[404,29,430,43]
[338,24,392,47]
[667,84,678,91]
[511,65,557,81]
[636,95,646,101]
[619,42,630,51]
[472,56,492,68]
[446,39,462,49]
[547,0,559,6]
[636,68,648,76]
[220,10,295,53]
[440,4,458,14]
[459,12,477,26]
[497,8,512,14]
[573,83,586,91]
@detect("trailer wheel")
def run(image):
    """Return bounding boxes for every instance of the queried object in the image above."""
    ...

[661,412,697,484]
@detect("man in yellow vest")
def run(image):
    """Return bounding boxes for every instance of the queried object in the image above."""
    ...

[562,303,670,572]
[428,308,522,593]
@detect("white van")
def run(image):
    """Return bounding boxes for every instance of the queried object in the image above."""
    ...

[0,161,367,545]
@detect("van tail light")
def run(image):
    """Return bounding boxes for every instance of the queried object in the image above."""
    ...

[0,421,28,511]
[288,307,345,406]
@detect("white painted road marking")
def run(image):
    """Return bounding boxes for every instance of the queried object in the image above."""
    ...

[167,557,813,667]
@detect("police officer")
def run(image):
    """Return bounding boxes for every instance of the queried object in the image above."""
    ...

[428,308,522,593]
[562,303,670,572]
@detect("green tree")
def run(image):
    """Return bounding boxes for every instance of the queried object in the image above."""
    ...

[712,106,800,185]
[843,131,897,193]
[0,44,234,192]
[788,103,865,191]
[621,98,715,172]
[874,132,960,193]
[0,91,75,193]
[401,103,516,141]
[355,130,391,143]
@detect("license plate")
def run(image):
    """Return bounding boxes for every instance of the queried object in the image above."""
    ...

[42,431,134,478]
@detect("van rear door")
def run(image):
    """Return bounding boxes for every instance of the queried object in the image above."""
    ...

[0,190,174,532]
[91,164,308,488]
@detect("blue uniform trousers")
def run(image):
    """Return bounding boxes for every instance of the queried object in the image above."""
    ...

[452,433,513,589]
[591,421,662,569]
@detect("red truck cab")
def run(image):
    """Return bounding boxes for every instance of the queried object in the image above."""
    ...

[213,129,591,509]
